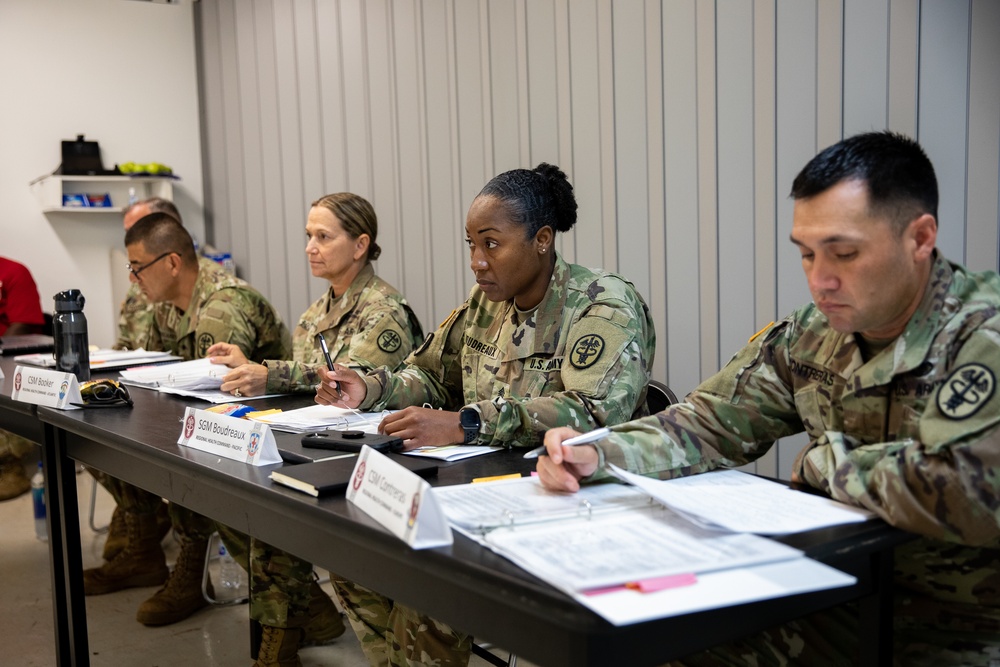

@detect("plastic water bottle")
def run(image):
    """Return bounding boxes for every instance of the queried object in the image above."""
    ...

[218,543,246,594]
[52,289,90,382]
[31,463,47,542]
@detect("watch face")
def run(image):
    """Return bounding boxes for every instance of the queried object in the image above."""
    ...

[460,408,480,429]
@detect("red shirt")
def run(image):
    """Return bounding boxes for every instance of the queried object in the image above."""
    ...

[0,257,45,337]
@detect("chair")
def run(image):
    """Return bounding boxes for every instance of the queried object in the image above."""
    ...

[646,379,679,414]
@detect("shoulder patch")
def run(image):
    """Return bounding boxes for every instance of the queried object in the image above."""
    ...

[197,332,215,357]
[377,329,403,353]
[936,363,995,420]
[570,334,605,369]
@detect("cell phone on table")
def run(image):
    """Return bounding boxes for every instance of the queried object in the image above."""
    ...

[301,430,403,453]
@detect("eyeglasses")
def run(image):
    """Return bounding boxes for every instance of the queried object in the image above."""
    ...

[74,380,134,408]
[126,252,173,278]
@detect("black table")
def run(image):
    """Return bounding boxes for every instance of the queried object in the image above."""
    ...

[1,358,910,667]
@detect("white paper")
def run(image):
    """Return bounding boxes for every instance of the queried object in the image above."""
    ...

[345,446,452,549]
[577,558,856,626]
[14,348,181,371]
[404,445,503,462]
[436,476,653,534]
[119,357,230,390]
[249,404,392,433]
[482,506,804,592]
[608,466,873,534]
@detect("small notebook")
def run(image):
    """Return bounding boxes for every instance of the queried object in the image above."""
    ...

[0,334,55,356]
[269,453,439,497]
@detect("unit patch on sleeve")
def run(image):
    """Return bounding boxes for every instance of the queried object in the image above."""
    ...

[377,329,402,353]
[570,334,605,369]
[197,333,215,357]
[936,363,996,420]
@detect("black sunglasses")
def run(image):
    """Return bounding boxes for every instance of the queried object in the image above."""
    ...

[73,380,134,409]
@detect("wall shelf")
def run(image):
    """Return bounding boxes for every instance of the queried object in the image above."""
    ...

[30,174,176,214]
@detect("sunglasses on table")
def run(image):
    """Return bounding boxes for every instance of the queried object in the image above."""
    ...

[72,380,134,409]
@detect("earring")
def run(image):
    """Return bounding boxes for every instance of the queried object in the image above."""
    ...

[540,247,547,254]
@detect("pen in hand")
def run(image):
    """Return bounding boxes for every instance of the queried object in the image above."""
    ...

[316,334,340,396]
[523,427,611,459]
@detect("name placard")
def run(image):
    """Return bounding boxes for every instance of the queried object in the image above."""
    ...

[177,407,282,466]
[345,445,452,549]
[10,365,82,410]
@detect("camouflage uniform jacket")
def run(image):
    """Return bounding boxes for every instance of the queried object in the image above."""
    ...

[593,252,1000,635]
[263,263,422,393]
[357,253,656,447]
[146,260,291,363]
[115,257,218,351]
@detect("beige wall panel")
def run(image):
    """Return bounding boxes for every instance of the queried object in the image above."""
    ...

[887,0,919,136]
[662,0,702,397]
[644,0,667,384]
[843,0,888,135]
[696,1,719,380]
[817,0,844,148]
[966,0,1000,273]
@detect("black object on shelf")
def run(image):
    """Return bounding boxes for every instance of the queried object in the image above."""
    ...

[57,135,121,176]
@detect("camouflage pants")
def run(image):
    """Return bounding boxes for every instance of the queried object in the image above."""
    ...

[331,576,471,667]
[100,475,214,540]
[668,599,1000,667]
[215,528,313,628]
[0,429,36,459]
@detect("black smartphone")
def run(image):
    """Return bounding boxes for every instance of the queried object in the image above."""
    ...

[301,430,404,453]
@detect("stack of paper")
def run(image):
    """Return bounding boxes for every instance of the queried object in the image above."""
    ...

[120,357,230,390]
[249,404,390,434]
[14,348,182,371]
[434,471,866,625]
[404,445,503,462]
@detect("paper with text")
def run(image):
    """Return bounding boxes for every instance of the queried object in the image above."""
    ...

[177,407,282,466]
[608,466,873,534]
[9,365,82,410]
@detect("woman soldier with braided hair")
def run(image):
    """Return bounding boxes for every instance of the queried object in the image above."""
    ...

[318,163,656,666]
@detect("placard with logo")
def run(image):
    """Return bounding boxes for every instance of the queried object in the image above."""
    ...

[345,445,452,549]
[9,365,82,410]
[177,406,282,466]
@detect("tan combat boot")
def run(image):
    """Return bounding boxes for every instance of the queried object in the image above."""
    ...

[301,580,346,646]
[135,536,211,626]
[102,501,171,561]
[0,456,30,501]
[253,626,303,667]
[83,511,169,595]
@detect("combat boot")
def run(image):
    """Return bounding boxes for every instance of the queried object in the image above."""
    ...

[253,626,303,667]
[0,455,30,501]
[135,536,211,626]
[83,511,169,595]
[300,580,346,646]
[103,501,171,561]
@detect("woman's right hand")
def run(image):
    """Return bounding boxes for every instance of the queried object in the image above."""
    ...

[207,342,249,369]
[315,364,368,408]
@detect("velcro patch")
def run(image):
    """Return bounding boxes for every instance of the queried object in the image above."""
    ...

[936,363,995,420]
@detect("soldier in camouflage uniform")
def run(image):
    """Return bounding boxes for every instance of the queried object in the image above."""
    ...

[209,193,423,666]
[539,132,1000,666]
[84,213,292,633]
[318,164,656,667]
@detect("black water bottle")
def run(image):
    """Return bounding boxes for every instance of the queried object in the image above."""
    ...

[53,289,90,381]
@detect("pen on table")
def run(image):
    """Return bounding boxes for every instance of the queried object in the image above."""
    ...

[523,427,611,459]
[316,334,340,394]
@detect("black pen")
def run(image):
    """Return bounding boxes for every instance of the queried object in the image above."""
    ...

[316,334,340,394]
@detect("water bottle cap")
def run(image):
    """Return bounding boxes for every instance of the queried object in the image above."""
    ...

[54,289,86,312]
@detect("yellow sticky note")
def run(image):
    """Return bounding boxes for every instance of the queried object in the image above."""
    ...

[472,473,522,484]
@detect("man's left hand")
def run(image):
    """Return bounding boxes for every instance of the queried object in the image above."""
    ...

[379,407,464,451]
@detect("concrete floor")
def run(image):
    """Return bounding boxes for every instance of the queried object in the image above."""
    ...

[0,463,521,667]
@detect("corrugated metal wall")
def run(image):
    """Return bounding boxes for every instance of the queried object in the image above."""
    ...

[195,0,1000,478]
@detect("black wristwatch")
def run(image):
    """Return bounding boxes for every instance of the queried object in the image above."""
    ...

[459,407,481,444]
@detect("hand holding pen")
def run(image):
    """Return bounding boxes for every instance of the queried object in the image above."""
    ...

[533,426,604,493]
[313,334,368,408]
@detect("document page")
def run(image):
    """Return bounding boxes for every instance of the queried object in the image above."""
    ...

[248,404,392,433]
[483,505,803,592]
[436,476,655,534]
[119,357,229,390]
[609,466,873,534]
